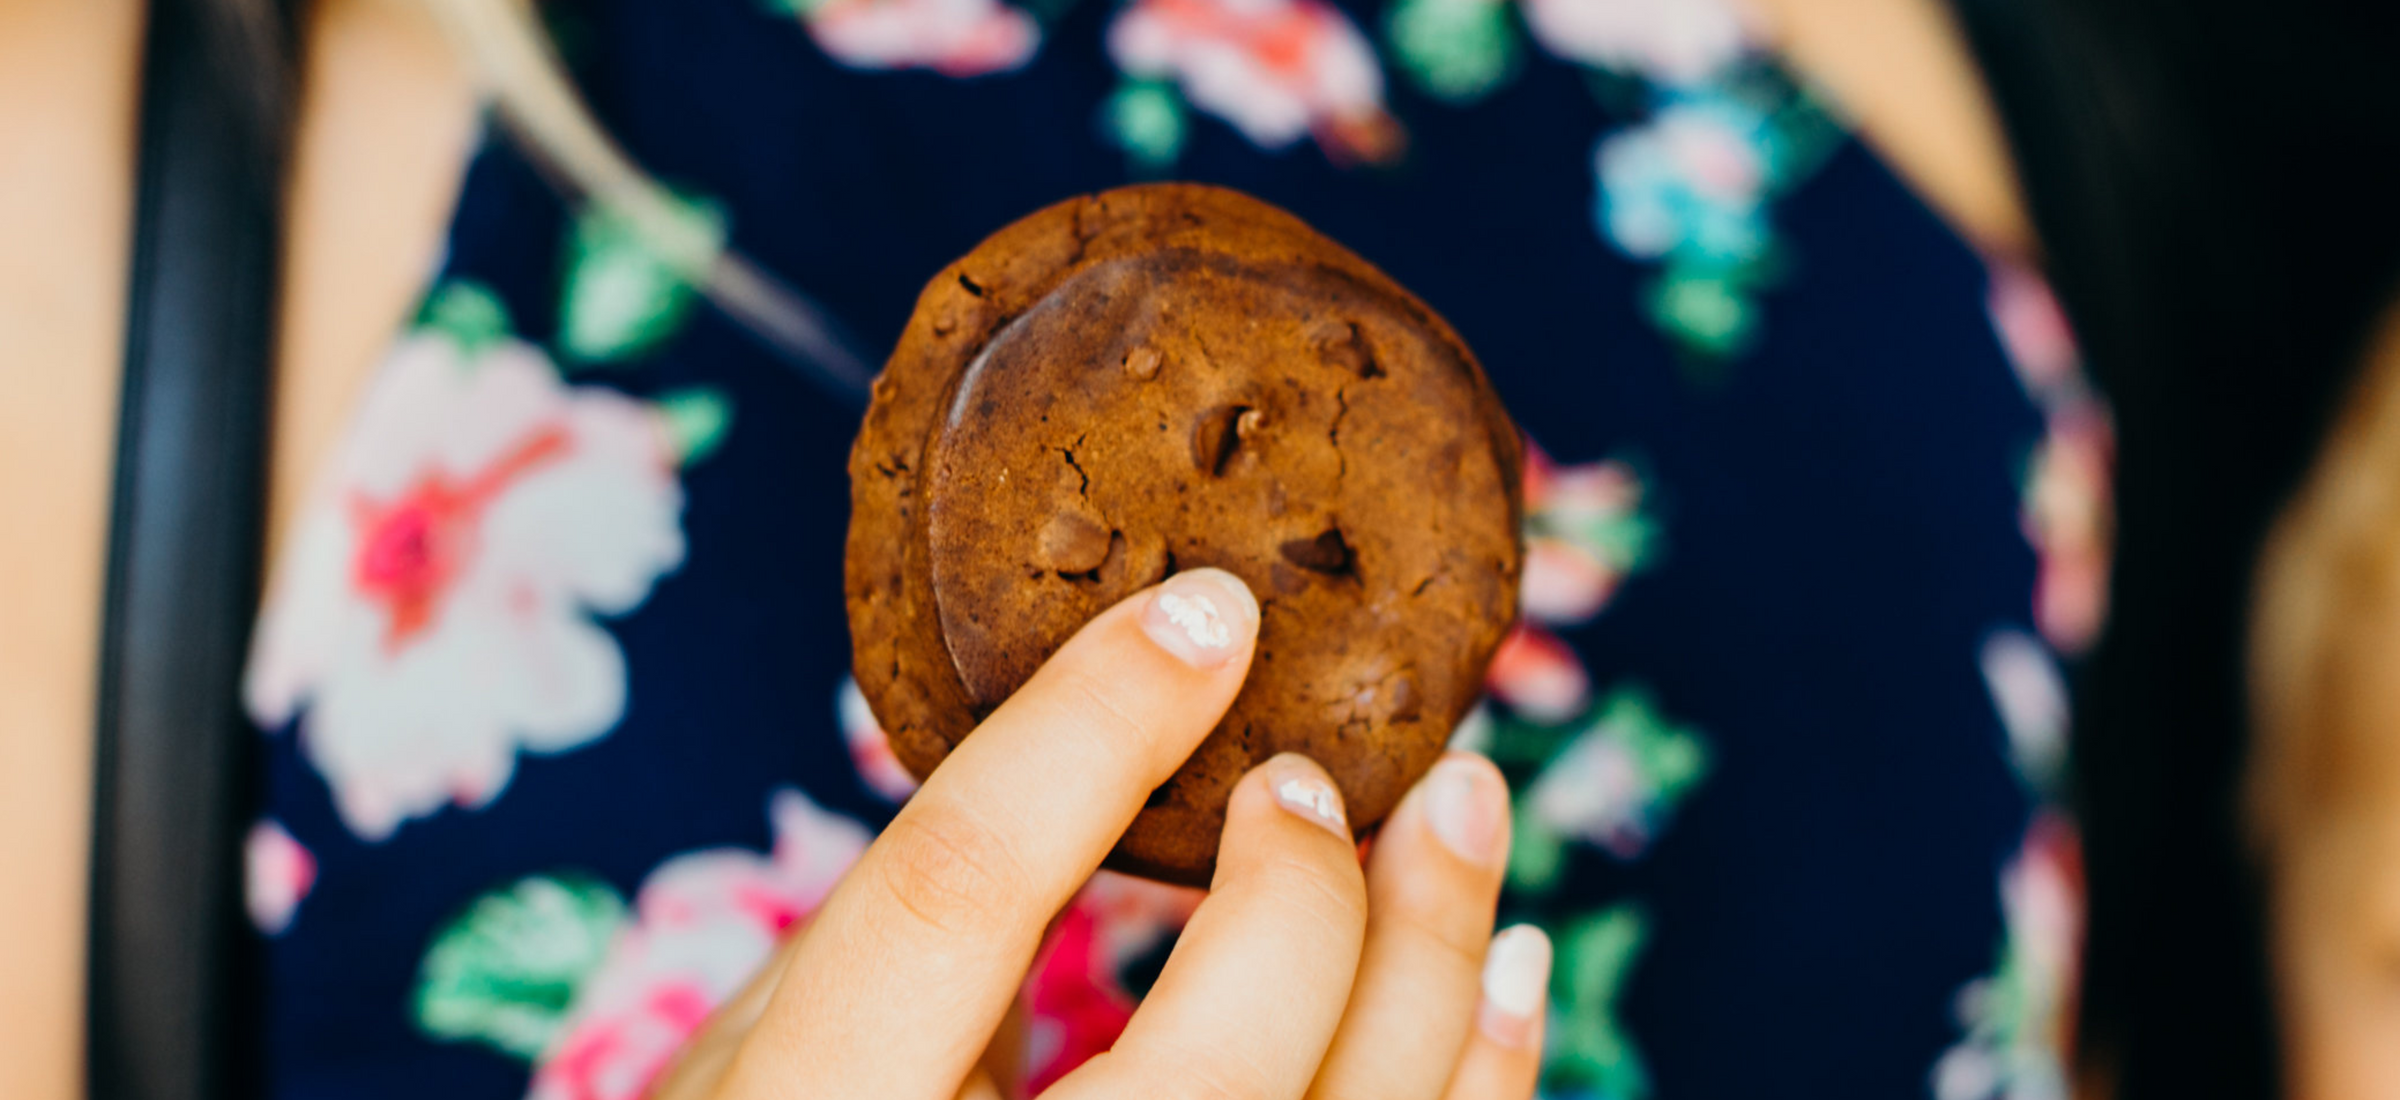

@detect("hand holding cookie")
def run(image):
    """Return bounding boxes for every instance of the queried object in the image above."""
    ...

[849,184,1525,884]
[652,572,1548,1100]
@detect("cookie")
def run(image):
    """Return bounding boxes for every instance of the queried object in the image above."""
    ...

[847,183,1523,884]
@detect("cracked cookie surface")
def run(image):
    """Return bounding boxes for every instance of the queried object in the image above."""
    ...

[846,184,1523,883]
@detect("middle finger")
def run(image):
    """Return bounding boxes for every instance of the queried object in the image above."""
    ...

[1307,752,1513,1100]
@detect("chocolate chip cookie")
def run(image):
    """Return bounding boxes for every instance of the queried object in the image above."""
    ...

[846,183,1523,884]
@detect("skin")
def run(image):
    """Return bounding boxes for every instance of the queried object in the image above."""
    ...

[2276,802,2400,1100]
[655,569,1546,1100]
[0,0,2016,1095]
[2252,311,2400,1100]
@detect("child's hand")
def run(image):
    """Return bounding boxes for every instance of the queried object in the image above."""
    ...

[658,568,1547,1100]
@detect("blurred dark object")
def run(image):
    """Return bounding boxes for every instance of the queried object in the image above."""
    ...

[1955,1,2400,1096]
[88,1,300,1098]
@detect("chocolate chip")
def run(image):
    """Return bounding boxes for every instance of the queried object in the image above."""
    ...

[1316,321,1383,379]
[1124,346,1163,381]
[1382,670,1421,722]
[1038,512,1114,573]
[1191,405,1250,476]
[1057,530,1129,585]
[1279,528,1354,575]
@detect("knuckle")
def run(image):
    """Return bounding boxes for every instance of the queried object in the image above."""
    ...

[1309,1078,1393,1100]
[1146,1043,1279,1100]
[866,806,1031,939]
[1393,902,1491,975]
[1250,851,1369,939]
[1050,668,1165,771]
[1380,877,1495,973]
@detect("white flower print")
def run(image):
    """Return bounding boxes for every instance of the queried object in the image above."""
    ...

[1520,0,1752,85]
[1933,815,2082,1100]
[1979,629,2070,793]
[245,331,686,840]
[1484,623,1591,723]
[1108,0,1397,159]
[801,0,1041,77]
[530,789,872,1100]
[838,675,921,802]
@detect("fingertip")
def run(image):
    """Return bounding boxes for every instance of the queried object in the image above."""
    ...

[1137,568,1260,669]
[1412,751,1511,869]
[1255,752,1350,839]
[1477,924,1552,1050]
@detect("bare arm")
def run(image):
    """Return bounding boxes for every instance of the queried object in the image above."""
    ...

[1747,0,2031,257]
[0,3,143,1096]
[0,2,472,1096]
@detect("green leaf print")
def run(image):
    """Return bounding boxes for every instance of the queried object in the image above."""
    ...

[1545,904,1652,1100]
[1508,795,1569,891]
[1105,81,1188,175]
[1594,688,1708,809]
[417,279,514,357]
[654,386,736,468]
[1647,269,1758,364]
[1526,481,1660,580]
[413,874,630,1061]
[558,193,727,366]
[1386,0,1520,105]
[1497,685,1711,891]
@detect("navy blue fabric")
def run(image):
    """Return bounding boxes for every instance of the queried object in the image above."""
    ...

[258,0,2041,1095]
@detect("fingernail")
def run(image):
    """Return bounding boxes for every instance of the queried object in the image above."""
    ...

[1264,753,1349,838]
[1421,755,1506,866]
[1139,568,1258,669]
[1478,924,1552,1049]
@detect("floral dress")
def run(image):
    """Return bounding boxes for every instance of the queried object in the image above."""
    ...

[242,0,2103,1097]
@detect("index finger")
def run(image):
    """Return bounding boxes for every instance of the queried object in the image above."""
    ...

[717,568,1261,1100]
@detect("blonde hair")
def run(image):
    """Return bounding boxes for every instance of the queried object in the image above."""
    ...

[2249,304,2400,856]
[416,0,872,394]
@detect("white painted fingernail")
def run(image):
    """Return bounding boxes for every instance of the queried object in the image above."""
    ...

[1264,754,1349,837]
[1478,924,1552,1048]
[1139,568,1258,668]
[1421,755,1506,866]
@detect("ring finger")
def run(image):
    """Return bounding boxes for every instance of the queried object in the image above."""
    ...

[1306,752,1513,1100]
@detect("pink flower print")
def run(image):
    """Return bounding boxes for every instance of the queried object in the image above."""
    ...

[1985,262,2113,655]
[1522,537,1621,622]
[1521,687,1708,860]
[531,789,871,1100]
[534,981,716,1100]
[1525,440,1642,518]
[1074,870,1202,965]
[1526,733,1652,857]
[838,675,920,802]
[349,424,571,650]
[2024,403,2113,655]
[798,0,1041,77]
[1023,905,1138,1092]
[1518,441,1655,631]
[1021,872,1201,1090]
[1932,812,2084,1100]
[1986,263,2081,395]
[244,332,687,840]
[1108,0,1403,164]
[244,820,316,936]
[1484,623,1590,723]
[2008,814,2084,1020]
[1519,0,1753,85]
